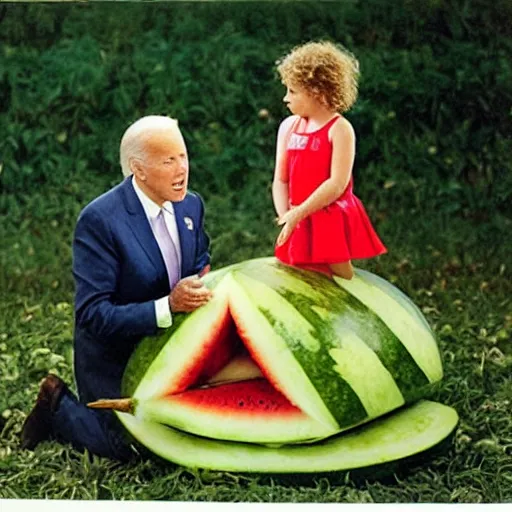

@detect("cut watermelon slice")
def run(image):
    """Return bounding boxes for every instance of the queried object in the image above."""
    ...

[138,378,336,444]
[130,273,339,434]
[89,258,451,453]
[117,400,459,473]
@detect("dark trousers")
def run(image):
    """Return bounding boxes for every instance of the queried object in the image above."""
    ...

[52,390,136,461]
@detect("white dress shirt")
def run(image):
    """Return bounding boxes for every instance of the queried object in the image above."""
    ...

[132,178,182,328]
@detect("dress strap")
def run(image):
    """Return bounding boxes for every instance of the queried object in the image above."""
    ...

[291,115,303,133]
[324,114,342,131]
[284,116,302,148]
[295,115,341,134]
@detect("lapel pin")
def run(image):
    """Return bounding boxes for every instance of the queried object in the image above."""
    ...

[184,217,194,230]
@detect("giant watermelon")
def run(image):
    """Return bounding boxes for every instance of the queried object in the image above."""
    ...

[89,257,458,472]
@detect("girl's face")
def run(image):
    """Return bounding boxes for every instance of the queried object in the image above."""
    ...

[283,84,317,117]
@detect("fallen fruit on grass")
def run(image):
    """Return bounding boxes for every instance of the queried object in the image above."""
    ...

[89,257,458,472]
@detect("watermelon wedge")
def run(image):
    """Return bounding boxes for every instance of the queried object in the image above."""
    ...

[138,378,337,444]
[117,400,458,473]
[88,257,457,470]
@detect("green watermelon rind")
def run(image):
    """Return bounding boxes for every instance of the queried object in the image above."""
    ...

[122,264,239,397]
[116,400,458,473]
[230,262,441,425]
[137,389,337,444]
[352,268,433,333]
[332,268,443,384]
[122,313,188,397]
[121,257,448,450]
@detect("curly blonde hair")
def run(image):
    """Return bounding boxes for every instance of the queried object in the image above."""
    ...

[277,41,360,113]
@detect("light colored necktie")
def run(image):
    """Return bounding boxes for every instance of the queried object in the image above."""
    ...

[152,210,180,289]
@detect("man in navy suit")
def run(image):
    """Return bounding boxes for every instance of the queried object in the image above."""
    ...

[20,115,212,459]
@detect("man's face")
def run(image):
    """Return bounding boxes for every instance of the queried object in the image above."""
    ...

[134,129,189,205]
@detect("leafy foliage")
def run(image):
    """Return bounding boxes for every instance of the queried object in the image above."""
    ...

[1,0,511,215]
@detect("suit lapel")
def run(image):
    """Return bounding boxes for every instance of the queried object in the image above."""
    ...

[120,177,166,276]
[173,200,194,277]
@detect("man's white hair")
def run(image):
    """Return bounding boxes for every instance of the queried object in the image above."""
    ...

[119,115,179,177]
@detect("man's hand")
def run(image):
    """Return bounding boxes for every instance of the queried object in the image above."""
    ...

[169,275,213,313]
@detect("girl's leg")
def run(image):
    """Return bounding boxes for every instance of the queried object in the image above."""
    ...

[298,263,332,277]
[329,261,354,280]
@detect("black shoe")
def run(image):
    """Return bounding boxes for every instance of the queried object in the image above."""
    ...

[20,373,66,450]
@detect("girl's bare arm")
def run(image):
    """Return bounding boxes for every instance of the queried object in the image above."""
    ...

[272,116,297,217]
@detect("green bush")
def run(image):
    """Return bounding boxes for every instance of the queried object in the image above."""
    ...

[0,0,511,219]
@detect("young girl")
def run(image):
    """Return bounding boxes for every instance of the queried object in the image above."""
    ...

[272,41,387,280]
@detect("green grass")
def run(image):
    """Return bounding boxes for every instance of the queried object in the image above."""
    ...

[0,173,511,501]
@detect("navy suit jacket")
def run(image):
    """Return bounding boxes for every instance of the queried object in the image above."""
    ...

[72,176,210,403]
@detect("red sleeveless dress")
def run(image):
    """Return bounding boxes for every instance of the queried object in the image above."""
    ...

[275,115,387,265]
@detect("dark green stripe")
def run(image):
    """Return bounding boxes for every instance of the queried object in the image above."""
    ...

[259,307,368,428]
[354,268,433,334]
[241,262,430,404]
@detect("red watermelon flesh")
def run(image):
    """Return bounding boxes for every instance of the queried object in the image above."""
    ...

[194,313,241,386]
[165,380,302,417]
[162,304,245,394]
[130,282,340,442]
[137,305,338,443]
[141,374,336,444]
[162,304,283,397]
